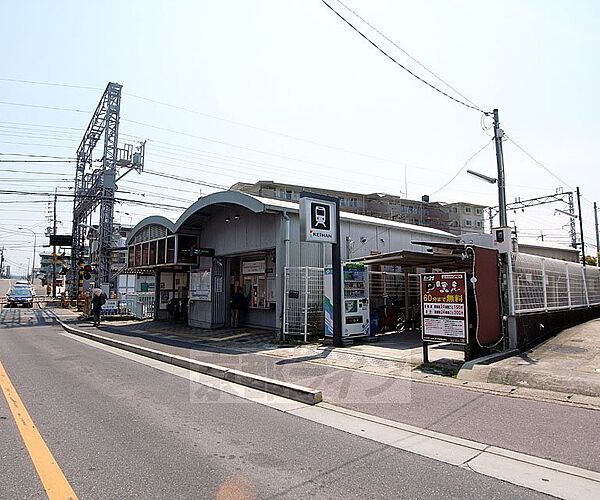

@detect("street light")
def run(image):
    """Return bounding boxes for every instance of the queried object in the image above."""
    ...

[18,227,37,283]
[467,169,497,184]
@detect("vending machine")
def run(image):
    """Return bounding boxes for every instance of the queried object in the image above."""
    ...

[324,262,370,338]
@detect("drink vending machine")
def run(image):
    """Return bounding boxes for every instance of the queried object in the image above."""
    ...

[324,262,370,338]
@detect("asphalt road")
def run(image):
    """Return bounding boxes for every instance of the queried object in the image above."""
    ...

[70,316,600,473]
[0,278,46,300]
[0,309,552,499]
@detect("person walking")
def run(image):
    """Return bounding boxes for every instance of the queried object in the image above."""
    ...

[230,286,245,328]
[91,287,107,327]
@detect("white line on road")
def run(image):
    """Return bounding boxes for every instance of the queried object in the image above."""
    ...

[56,328,600,500]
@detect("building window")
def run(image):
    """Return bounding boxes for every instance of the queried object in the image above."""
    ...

[465,220,472,226]
[476,221,482,227]
[465,207,472,213]
[453,207,458,213]
[285,190,293,200]
[475,208,482,215]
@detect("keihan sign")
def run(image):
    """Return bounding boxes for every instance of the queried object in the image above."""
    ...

[299,196,338,244]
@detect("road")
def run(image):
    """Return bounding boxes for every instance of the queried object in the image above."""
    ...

[0,308,556,499]
[0,278,46,300]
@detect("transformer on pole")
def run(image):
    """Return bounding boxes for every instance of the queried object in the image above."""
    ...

[70,82,144,302]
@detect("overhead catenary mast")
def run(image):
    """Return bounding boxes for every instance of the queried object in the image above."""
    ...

[70,82,145,303]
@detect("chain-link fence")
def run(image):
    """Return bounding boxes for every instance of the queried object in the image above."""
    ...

[283,267,324,341]
[511,253,600,313]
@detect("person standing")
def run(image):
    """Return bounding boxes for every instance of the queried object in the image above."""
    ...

[230,286,245,328]
[91,287,106,327]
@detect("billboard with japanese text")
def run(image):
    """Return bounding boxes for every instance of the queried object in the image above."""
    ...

[420,272,468,344]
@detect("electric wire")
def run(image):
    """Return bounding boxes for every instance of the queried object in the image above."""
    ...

[320,0,486,113]
[332,0,481,110]
[429,139,493,196]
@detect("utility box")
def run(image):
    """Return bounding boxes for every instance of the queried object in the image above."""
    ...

[324,262,370,338]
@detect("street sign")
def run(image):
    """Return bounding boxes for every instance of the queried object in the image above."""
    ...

[191,247,215,257]
[299,196,338,244]
[49,235,73,247]
[420,272,468,344]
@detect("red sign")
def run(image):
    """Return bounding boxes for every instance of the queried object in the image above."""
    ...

[420,272,468,344]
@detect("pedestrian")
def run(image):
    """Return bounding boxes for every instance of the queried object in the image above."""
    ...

[230,286,245,328]
[91,287,107,327]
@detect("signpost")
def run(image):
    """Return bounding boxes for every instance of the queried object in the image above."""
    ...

[299,192,342,346]
[420,272,469,363]
[49,235,73,247]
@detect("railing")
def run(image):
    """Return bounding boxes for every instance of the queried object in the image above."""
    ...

[511,253,600,313]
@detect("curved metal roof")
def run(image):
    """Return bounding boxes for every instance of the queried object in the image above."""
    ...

[127,190,456,245]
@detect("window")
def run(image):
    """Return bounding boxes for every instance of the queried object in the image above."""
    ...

[465,220,472,226]
[285,190,293,200]
[452,207,458,213]
[465,207,472,213]
[476,221,482,227]
[475,208,482,215]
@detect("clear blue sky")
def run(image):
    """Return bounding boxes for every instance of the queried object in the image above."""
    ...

[1,0,599,273]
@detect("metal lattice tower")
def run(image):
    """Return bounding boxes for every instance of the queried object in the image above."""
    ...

[488,190,575,244]
[71,83,144,299]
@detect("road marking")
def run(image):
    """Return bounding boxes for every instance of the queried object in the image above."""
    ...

[58,327,600,499]
[0,359,77,500]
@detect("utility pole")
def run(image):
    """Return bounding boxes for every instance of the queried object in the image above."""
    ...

[492,109,507,227]
[0,246,4,278]
[594,202,599,268]
[53,188,57,298]
[576,187,585,265]
[492,108,513,351]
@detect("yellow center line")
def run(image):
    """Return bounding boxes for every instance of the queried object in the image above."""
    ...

[0,359,77,500]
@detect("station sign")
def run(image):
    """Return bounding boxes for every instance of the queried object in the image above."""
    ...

[299,195,338,244]
[420,272,468,344]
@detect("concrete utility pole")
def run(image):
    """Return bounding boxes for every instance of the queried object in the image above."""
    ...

[18,227,37,282]
[576,187,586,265]
[491,108,513,350]
[492,109,508,227]
[595,202,599,267]
[53,188,57,297]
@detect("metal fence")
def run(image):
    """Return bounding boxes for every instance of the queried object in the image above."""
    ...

[126,292,155,320]
[283,267,422,339]
[511,253,600,313]
[283,267,324,341]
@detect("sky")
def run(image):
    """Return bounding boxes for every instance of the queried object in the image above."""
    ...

[0,0,599,275]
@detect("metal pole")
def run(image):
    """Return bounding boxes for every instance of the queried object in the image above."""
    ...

[53,188,57,298]
[594,202,599,267]
[576,187,585,265]
[332,198,343,347]
[492,109,508,227]
[303,266,309,343]
[31,233,36,283]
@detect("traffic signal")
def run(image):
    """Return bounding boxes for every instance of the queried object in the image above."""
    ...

[83,264,92,280]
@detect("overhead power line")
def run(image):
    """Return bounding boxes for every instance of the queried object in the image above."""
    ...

[332,0,481,110]
[0,77,415,166]
[0,100,90,114]
[320,0,486,113]
[429,139,493,196]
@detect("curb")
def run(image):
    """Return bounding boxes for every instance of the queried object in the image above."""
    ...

[54,318,322,405]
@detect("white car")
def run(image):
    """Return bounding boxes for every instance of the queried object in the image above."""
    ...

[13,280,35,296]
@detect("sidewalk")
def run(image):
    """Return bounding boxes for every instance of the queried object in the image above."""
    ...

[459,319,600,397]
[78,316,465,373]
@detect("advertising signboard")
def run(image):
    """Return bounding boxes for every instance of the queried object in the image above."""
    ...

[189,268,212,301]
[420,272,468,344]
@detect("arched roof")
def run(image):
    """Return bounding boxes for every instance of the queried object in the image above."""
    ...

[127,191,267,244]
